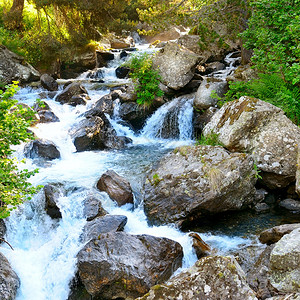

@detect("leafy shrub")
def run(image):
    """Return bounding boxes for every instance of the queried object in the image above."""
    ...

[0,82,41,218]
[125,52,163,107]
[196,132,224,147]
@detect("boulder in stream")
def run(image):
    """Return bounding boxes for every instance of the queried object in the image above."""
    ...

[82,191,108,221]
[81,214,127,243]
[40,73,58,91]
[203,96,300,189]
[69,116,132,152]
[0,252,20,300]
[56,82,89,106]
[96,170,133,206]
[77,232,183,299]
[143,145,257,227]
[152,42,200,90]
[24,138,61,160]
[44,184,63,219]
[138,256,258,300]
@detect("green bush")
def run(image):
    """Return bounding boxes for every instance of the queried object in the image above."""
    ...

[125,52,163,107]
[196,132,224,147]
[224,74,300,124]
[0,82,41,218]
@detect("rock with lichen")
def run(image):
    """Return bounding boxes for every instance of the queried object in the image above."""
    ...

[204,96,300,189]
[137,256,258,300]
[143,145,257,227]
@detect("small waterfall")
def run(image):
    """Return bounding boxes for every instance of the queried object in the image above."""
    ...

[141,96,194,140]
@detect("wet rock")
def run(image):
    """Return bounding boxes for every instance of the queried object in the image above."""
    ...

[205,61,226,74]
[152,42,200,90]
[143,145,257,227]
[265,294,300,300]
[44,184,62,219]
[0,220,6,241]
[119,102,153,130]
[69,94,89,106]
[227,64,258,83]
[189,232,211,259]
[269,228,300,293]
[24,138,61,160]
[96,170,133,206]
[138,256,257,300]
[194,78,227,110]
[118,82,137,102]
[259,223,300,245]
[115,66,130,79]
[0,45,40,84]
[204,96,300,189]
[77,232,183,299]
[83,94,114,118]
[278,199,300,213]
[40,74,58,91]
[56,82,89,106]
[193,107,218,137]
[38,110,60,123]
[111,39,131,49]
[81,215,127,242]
[254,203,270,213]
[83,191,107,221]
[96,51,114,68]
[0,252,20,300]
[69,116,131,152]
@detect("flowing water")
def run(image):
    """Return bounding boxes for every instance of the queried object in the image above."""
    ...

[2,46,256,300]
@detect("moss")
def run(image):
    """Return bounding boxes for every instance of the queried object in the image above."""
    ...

[217,97,258,128]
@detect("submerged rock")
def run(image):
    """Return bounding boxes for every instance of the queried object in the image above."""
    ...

[152,42,200,90]
[138,256,257,300]
[77,232,183,299]
[143,145,257,227]
[24,138,61,160]
[278,198,300,213]
[0,252,20,300]
[204,96,300,189]
[96,170,133,206]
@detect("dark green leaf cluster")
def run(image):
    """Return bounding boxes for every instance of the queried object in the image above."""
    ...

[241,0,300,86]
[125,52,164,107]
[196,132,224,147]
[0,82,41,219]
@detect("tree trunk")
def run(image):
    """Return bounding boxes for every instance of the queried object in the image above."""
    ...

[4,0,25,30]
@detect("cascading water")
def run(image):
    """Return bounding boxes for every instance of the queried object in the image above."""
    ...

[1,46,254,300]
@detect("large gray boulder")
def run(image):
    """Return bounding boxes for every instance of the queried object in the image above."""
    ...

[204,96,300,189]
[0,252,20,300]
[143,145,257,227]
[152,42,200,90]
[269,228,300,293]
[0,45,40,84]
[96,170,134,206]
[77,232,183,299]
[40,74,58,91]
[138,256,257,300]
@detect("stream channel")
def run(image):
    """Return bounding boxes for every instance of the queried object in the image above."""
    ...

[1,43,297,300]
